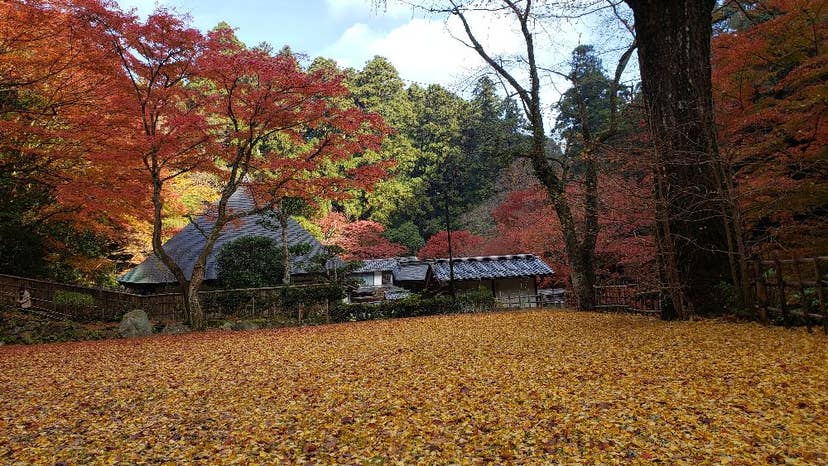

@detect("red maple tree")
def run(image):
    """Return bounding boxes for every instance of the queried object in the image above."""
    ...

[712,0,828,255]
[417,230,486,260]
[318,213,407,260]
[0,0,133,231]
[70,5,389,327]
[485,171,656,287]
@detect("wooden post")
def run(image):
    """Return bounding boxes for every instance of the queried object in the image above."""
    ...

[774,256,788,327]
[793,258,810,332]
[752,260,768,324]
[814,258,826,334]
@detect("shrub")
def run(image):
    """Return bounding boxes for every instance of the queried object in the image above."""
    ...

[458,286,495,312]
[331,295,462,322]
[53,290,96,320]
[216,236,284,289]
[201,283,345,319]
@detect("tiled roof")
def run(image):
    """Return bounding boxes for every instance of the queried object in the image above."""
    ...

[350,257,430,283]
[119,190,325,285]
[396,262,430,282]
[352,258,401,274]
[430,254,554,282]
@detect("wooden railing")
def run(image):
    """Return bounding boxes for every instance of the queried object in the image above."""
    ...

[495,294,547,309]
[0,274,332,323]
[594,284,661,315]
[750,256,827,333]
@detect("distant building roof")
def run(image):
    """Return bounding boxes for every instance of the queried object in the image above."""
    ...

[350,257,431,283]
[352,258,401,274]
[119,190,325,285]
[430,254,554,282]
[396,261,430,282]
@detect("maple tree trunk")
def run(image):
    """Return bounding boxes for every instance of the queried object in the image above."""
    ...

[181,280,205,330]
[569,253,596,310]
[626,0,734,317]
[278,202,291,285]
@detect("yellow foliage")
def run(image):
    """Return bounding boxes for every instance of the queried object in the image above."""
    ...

[0,311,826,463]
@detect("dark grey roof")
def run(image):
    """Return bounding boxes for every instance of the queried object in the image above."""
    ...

[431,254,553,282]
[119,190,325,285]
[352,258,400,274]
[396,261,430,282]
[349,257,430,283]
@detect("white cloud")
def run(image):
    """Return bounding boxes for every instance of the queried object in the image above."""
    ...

[323,9,581,104]
[325,18,474,87]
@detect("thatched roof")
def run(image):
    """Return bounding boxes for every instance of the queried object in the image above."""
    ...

[119,190,324,285]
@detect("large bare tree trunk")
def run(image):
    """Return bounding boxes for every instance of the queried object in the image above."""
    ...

[625,0,735,317]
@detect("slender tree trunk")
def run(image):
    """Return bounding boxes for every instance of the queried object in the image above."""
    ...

[278,199,291,285]
[625,0,732,316]
[181,280,204,329]
[553,193,596,310]
[184,259,207,329]
[653,157,691,319]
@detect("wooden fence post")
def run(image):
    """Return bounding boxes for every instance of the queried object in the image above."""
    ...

[793,258,811,332]
[773,256,789,327]
[814,258,827,334]
[752,260,768,324]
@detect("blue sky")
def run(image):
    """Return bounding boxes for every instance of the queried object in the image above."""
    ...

[121,0,635,100]
[125,1,412,60]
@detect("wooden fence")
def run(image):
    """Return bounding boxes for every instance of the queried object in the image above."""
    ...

[0,274,142,320]
[0,274,332,323]
[4,253,826,332]
[750,256,827,333]
[496,294,543,309]
[593,284,661,315]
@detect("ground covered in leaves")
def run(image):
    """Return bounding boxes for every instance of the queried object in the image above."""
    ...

[1,310,826,464]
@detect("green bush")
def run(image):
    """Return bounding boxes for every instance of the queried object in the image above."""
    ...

[202,284,345,318]
[331,295,461,322]
[216,236,284,289]
[54,290,96,307]
[458,286,495,312]
[53,290,97,320]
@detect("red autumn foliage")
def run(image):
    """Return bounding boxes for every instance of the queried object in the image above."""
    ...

[712,0,828,255]
[197,28,391,205]
[0,0,135,233]
[319,213,407,260]
[417,230,486,259]
[485,172,656,287]
[2,0,390,241]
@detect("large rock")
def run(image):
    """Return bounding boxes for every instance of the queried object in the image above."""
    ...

[119,310,153,338]
[232,320,259,331]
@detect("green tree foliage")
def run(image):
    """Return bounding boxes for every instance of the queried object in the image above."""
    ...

[216,236,284,289]
[554,45,616,161]
[336,58,526,241]
[382,221,425,255]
